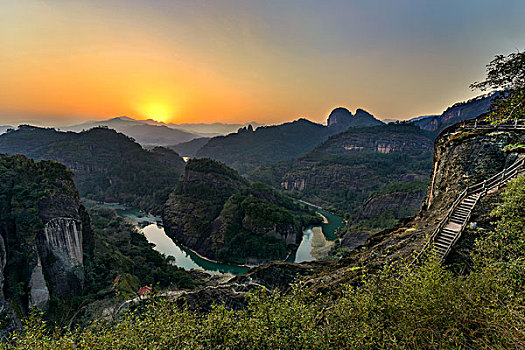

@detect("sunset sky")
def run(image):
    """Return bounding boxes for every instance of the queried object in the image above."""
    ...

[1,0,525,126]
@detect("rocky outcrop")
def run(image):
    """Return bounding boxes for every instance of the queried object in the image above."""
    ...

[28,255,50,310]
[0,155,93,318]
[291,120,525,294]
[37,218,85,297]
[327,107,383,132]
[423,127,523,212]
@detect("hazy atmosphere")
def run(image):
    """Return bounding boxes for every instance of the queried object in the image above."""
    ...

[1,0,524,125]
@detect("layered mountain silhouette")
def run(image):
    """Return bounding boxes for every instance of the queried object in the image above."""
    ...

[67,117,264,147]
[0,125,185,212]
[195,108,383,173]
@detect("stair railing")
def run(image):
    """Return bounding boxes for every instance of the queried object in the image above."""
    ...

[413,156,525,264]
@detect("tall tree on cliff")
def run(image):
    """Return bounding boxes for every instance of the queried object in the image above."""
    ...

[471,50,525,123]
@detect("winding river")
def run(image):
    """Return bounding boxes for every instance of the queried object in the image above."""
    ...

[86,202,343,275]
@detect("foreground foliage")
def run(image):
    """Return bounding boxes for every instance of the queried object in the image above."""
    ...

[3,176,525,349]
[471,50,525,123]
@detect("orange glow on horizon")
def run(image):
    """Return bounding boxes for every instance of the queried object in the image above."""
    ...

[0,1,499,126]
[137,101,179,124]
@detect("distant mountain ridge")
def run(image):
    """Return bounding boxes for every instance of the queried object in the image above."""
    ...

[0,125,185,213]
[195,108,383,173]
[0,126,12,135]
[66,117,199,147]
[410,93,494,132]
[248,123,435,229]
[67,117,265,147]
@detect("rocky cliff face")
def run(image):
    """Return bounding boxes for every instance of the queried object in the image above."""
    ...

[423,126,523,213]
[163,159,319,264]
[301,121,525,293]
[0,155,93,322]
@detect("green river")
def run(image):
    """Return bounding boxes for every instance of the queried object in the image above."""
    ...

[85,201,343,275]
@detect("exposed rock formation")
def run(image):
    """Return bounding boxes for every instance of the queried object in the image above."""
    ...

[38,218,85,297]
[0,155,93,320]
[294,119,525,293]
[28,256,50,310]
[327,107,383,132]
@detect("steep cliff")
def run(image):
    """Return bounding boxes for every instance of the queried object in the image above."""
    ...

[0,155,93,322]
[163,159,320,264]
[298,119,525,293]
[237,118,525,297]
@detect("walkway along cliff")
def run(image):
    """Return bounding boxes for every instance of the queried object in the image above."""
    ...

[274,116,525,293]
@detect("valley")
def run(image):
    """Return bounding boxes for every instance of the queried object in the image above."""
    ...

[88,201,343,273]
[1,103,524,348]
[2,1,525,346]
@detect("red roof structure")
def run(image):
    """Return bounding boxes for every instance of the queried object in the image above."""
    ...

[137,286,153,296]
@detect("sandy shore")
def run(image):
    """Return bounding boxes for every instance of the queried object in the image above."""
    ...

[310,226,335,259]
[317,212,329,224]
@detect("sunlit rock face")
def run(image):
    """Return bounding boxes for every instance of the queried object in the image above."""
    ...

[37,217,86,299]
[28,255,50,311]
[0,155,93,318]
[42,218,83,266]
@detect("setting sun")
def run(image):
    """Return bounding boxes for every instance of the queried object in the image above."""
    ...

[138,101,178,124]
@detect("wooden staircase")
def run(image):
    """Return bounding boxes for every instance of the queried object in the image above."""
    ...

[421,155,525,262]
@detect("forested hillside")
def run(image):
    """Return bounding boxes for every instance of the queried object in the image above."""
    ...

[163,158,320,264]
[5,174,524,349]
[0,126,185,213]
[249,123,434,229]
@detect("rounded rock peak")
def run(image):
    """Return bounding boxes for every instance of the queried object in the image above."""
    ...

[329,107,352,116]
[355,108,373,116]
[327,107,353,127]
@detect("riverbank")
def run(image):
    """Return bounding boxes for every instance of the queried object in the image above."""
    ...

[310,226,335,259]
[317,212,329,224]
[295,199,344,240]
